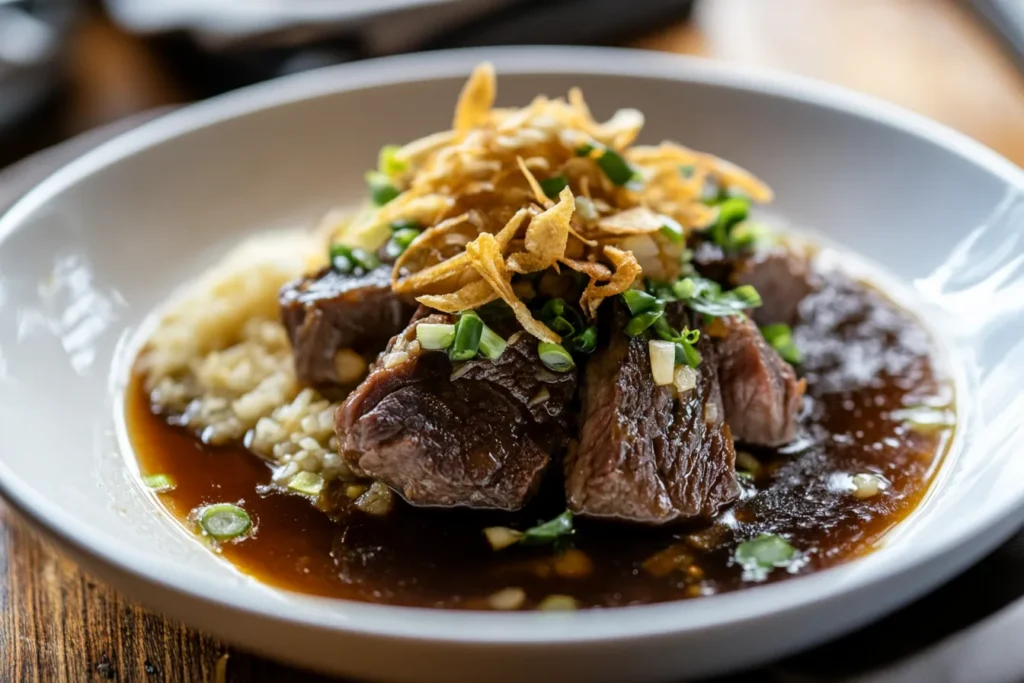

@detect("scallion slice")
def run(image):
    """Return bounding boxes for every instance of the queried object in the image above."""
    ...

[658,217,685,244]
[478,324,507,361]
[449,312,484,361]
[378,144,407,176]
[596,148,635,186]
[624,310,663,337]
[731,284,762,308]
[143,473,176,493]
[349,247,381,272]
[707,196,750,247]
[538,342,575,372]
[734,534,796,575]
[549,316,576,338]
[570,325,598,354]
[620,290,661,316]
[329,244,354,273]
[416,323,456,350]
[287,471,324,497]
[760,323,802,364]
[675,341,702,368]
[520,510,574,545]
[386,227,421,258]
[672,277,697,300]
[197,504,251,542]
[539,175,568,199]
[389,218,420,232]
[366,171,400,206]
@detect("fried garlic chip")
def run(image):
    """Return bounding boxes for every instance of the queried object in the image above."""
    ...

[580,246,642,318]
[596,206,671,236]
[417,279,497,313]
[466,233,559,342]
[507,187,575,274]
[454,62,496,134]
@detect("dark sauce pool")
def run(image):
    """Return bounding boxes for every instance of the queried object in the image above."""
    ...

[128,269,953,610]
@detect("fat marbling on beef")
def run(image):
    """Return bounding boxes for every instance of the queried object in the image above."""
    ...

[567,303,739,524]
[279,265,416,389]
[337,310,576,511]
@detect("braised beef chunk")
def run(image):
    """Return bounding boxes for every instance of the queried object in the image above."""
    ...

[714,314,805,447]
[567,304,739,525]
[280,265,416,388]
[337,312,576,511]
[693,243,814,326]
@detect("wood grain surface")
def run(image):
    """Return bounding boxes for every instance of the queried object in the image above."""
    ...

[2,1,1023,681]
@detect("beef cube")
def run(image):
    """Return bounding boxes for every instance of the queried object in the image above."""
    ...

[567,304,739,524]
[279,265,416,389]
[714,314,805,447]
[337,311,576,511]
[693,243,814,326]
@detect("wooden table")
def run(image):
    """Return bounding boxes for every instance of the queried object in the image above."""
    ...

[2,1,1022,680]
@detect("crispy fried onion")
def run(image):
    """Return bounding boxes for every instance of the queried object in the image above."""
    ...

[337,62,773,342]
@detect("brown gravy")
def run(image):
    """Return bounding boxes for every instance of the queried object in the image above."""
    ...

[128,272,952,610]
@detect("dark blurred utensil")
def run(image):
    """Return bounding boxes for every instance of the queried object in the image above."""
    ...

[0,0,75,136]
[105,0,693,95]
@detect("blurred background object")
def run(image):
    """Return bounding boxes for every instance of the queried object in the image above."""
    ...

[0,0,75,137]
[3,0,1024,170]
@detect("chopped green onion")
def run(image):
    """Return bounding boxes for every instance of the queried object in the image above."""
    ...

[541,298,584,332]
[378,145,407,176]
[540,297,565,320]
[538,342,575,372]
[659,217,686,244]
[478,324,507,361]
[366,171,400,206]
[620,289,661,316]
[734,534,796,579]
[675,341,702,368]
[416,323,456,350]
[707,196,750,247]
[350,248,380,272]
[386,227,421,258]
[731,285,763,308]
[596,148,635,186]
[624,310,664,337]
[329,244,354,273]
[760,323,802,364]
[549,316,576,338]
[672,277,697,300]
[197,504,251,542]
[575,143,595,157]
[675,276,763,318]
[679,164,696,178]
[389,218,420,232]
[288,471,324,497]
[449,312,484,362]
[539,175,568,199]
[570,325,598,354]
[143,473,176,493]
[729,221,773,250]
[521,510,574,545]
[330,244,379,273]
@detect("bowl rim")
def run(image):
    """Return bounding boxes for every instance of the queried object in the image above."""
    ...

[1,45,1023,645]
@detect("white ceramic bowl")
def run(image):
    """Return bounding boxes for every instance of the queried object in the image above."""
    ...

[1,47,1023,682]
